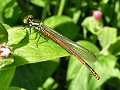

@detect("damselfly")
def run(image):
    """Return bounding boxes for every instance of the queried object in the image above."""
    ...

[23,15,100,80]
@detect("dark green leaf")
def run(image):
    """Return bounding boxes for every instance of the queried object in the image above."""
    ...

[0,0,11,22]
[2,0,22,26]
[108,37,120,55]
[0,67,15,90]
[0,23,8,43]
[11,61,59,90]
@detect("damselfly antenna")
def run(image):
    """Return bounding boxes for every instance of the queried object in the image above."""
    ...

[23,15,100,80]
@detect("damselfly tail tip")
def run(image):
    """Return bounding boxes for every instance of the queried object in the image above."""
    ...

[91,69,100,80]
[96,74,100,80]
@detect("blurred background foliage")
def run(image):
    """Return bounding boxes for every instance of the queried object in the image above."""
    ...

[0,0,120,90]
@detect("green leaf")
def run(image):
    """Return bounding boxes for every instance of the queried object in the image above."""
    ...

[67,55,83,81]
[13,31,69,66]
[7,27,26,46]
[67,54,120,90]
[0,23,8,43]
[88,54,120,90]
[97,27,117,54]
[2,0,22,26]
[30,0,47,7]
[0,0,11,22]
[0,67,15,90]
[44,16,79,40]
[68,66,88,90]
[82,17,103,35]
[11,61,59,90]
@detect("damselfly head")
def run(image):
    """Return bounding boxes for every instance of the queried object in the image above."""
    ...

[23,15,33,24]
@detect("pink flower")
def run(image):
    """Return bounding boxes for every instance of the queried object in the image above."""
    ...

[92,10,102,20]
[0,44,11,58]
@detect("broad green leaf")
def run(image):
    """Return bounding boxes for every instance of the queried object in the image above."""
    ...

[11,61,59,90]
[67,55,83,81]
[7,27,26,46]
[13,39,69,66]
[67,54,120,90]
[0,67,15,90]
[68,66,88,90]
[82,17,103,35]
[44,16,79,40]
[0,23,8,43]
[97,27,117,54]
[5,26,69,67]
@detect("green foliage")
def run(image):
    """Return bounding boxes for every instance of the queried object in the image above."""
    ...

[0,67,15,90]
[0,0,120,90]
[0,23,8,43]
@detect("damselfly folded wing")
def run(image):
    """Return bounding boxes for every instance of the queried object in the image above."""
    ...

[39,23,97,64]
[38,23,100,80]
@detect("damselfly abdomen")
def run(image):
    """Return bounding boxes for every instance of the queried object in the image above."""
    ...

[23,15,100,80]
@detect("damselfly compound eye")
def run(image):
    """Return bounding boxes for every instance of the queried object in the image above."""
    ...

[23,15,33,24]
[0,44,11,58]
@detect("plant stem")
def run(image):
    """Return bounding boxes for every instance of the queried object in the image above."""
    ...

[57,0,66,16]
